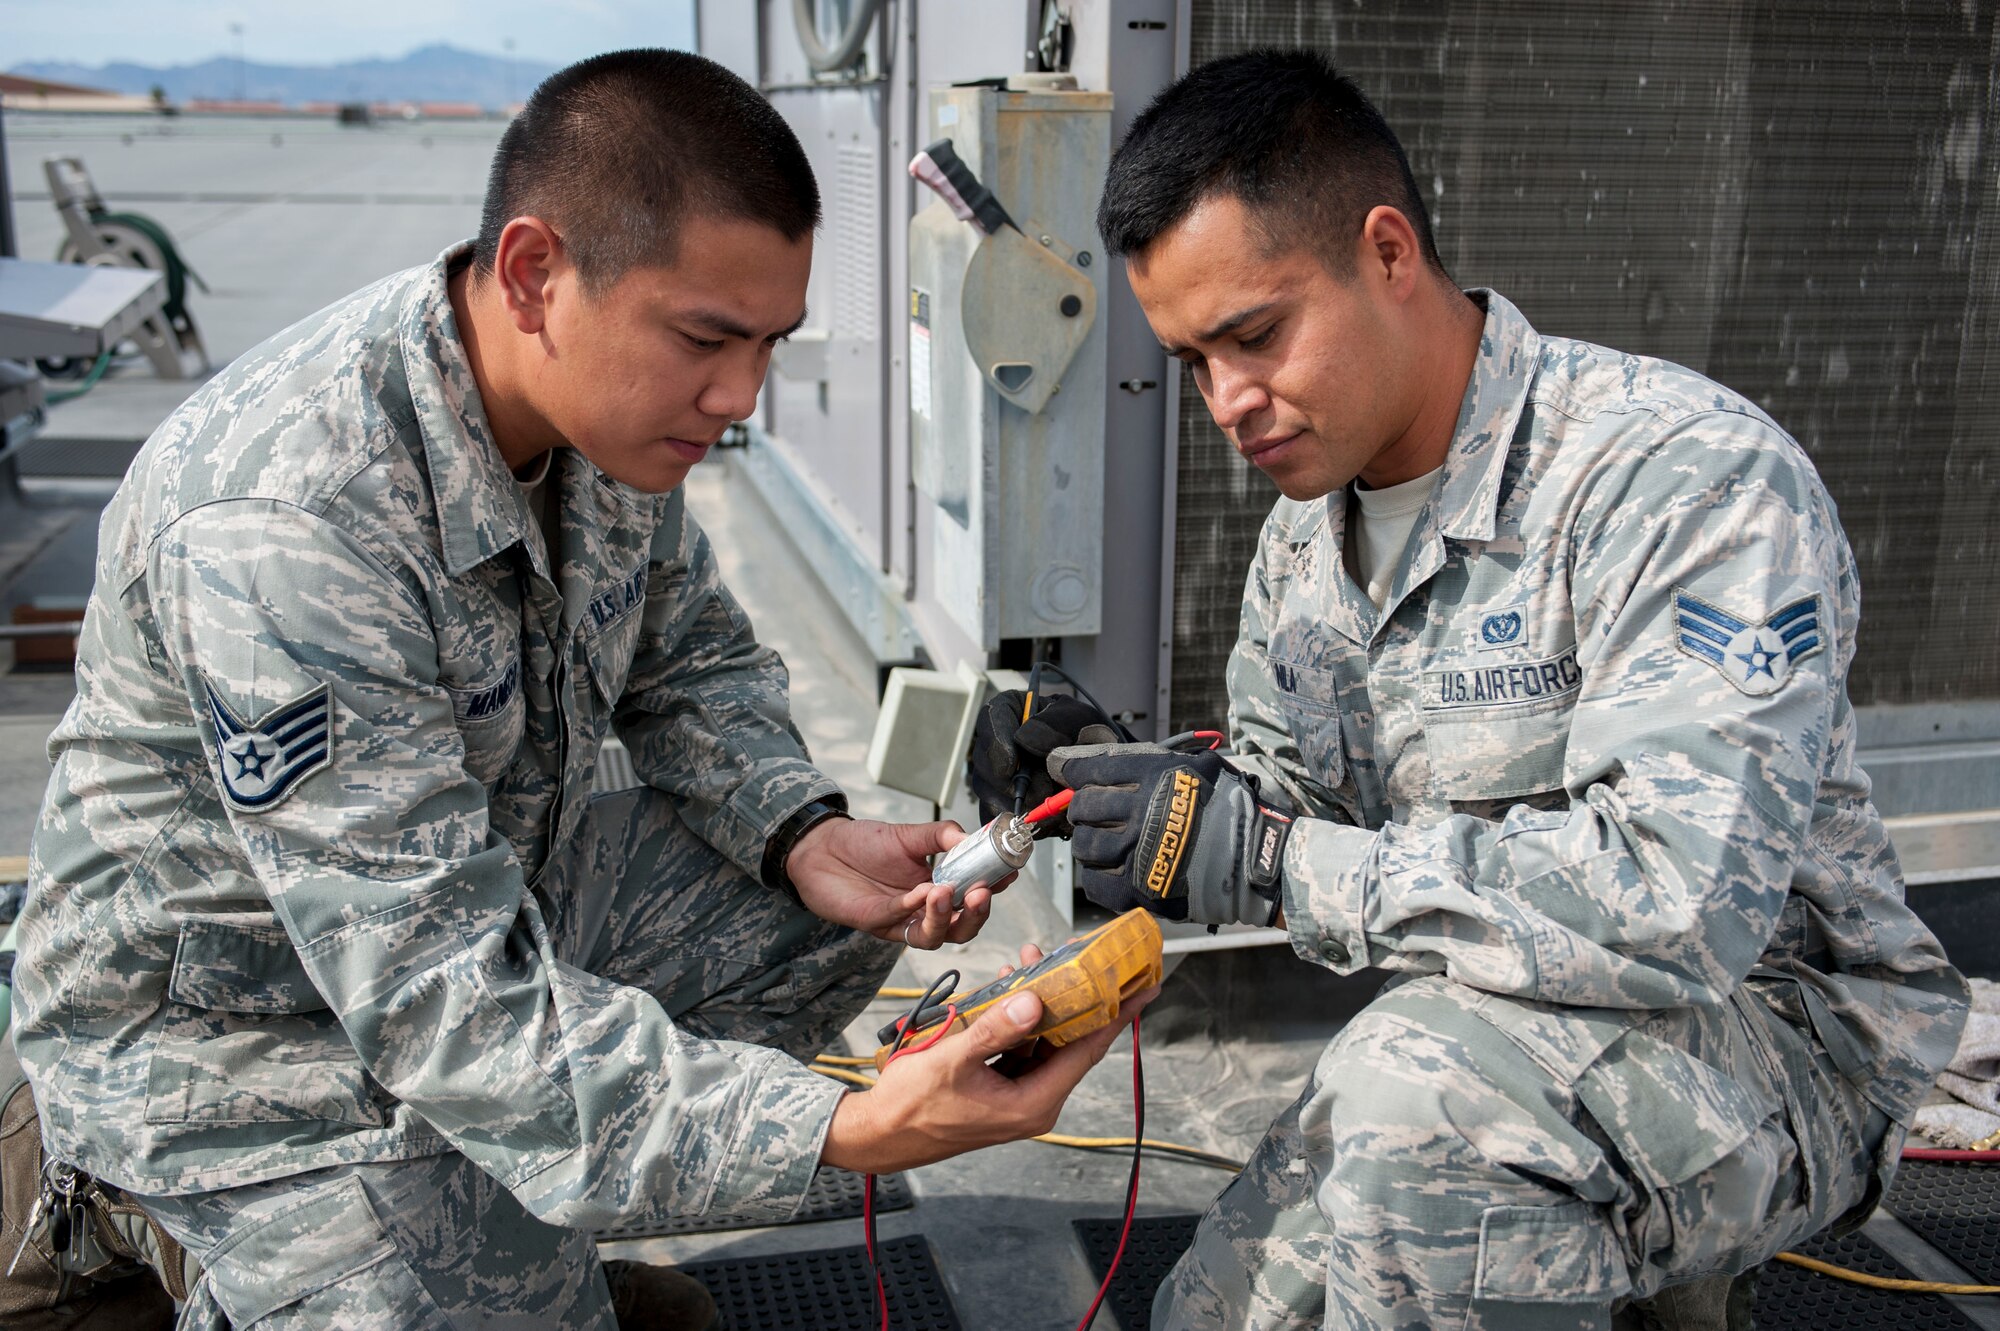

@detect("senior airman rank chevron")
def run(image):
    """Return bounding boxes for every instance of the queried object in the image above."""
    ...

[1672,588,1824,696]
[204,679,333,809]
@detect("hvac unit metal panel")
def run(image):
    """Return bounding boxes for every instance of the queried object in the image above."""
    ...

[909,84,1111,649]
[761,88,890,555]
[1167,0,2000,731]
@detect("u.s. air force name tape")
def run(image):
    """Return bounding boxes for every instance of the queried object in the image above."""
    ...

[1424,647,1581,711]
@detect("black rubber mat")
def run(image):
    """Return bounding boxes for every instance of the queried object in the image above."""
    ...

[1075,1213,1980,1331]
[677,1234,962,1330]
[1755,1229,1980,1331]
[1073,1213,1198,1331]
[594,1168,912,1241]
[1885,1160,2000,1285]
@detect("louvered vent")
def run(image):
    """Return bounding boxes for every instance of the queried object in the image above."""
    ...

[834,142,880,342]
[1169,0,1999,732]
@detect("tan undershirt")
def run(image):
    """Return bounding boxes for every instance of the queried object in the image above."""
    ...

[1350,467,1443,610]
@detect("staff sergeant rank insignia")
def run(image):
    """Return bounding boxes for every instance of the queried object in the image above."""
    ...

[1673,588,1824,696]
[204,680,334,810]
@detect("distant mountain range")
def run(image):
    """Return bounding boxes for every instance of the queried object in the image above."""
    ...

[8,44,561,108]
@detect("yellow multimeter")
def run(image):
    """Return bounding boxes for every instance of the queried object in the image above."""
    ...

[872,909,1164,1072]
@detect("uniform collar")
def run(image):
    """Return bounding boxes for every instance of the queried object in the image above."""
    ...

[400,241,538,576]
[1430,288,1542,545]
[1282,289,1540,554]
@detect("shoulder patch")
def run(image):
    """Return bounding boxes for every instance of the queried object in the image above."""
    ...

[204,680,334,810]
[1672,588,1824,696]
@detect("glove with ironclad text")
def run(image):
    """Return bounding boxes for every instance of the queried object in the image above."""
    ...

[1045,744,1291,926]
[967,690,1117,833]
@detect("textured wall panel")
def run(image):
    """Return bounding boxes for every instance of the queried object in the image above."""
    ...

[1169,0,1998,730]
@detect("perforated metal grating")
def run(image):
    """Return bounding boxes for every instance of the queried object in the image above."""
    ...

[1167,374,1274,737]
[592,1168,912,1243]
[676,1234,962,1331]
[1167,0,2000,730]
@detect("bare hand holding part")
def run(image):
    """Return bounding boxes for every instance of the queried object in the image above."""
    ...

[787,817,994,948]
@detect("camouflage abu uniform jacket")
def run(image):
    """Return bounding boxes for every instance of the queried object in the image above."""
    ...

[14,246,847,1227]
[1229,289,1966,1132]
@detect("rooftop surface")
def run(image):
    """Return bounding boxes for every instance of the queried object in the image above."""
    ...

[3,112,1999,1331]
[1,112,1323,1328]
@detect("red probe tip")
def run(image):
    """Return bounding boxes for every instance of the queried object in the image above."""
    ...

[1023,789,1074,825]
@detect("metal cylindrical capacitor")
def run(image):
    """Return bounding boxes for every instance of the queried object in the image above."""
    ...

[933,813,1035,907]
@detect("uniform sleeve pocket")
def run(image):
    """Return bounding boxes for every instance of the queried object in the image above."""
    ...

[147,919,383,1128]
[168,918,327,1014]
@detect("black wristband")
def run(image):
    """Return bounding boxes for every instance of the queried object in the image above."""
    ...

[760,794,852,900]
[1245,803,1290,927]
[1240,771,1290,927]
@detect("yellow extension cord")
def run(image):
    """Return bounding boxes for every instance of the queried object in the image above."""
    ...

[812,1063,881,1090]
[808,1055,1242,1166]
[1770,1251,2000,1296]
[842,991,2000,1298]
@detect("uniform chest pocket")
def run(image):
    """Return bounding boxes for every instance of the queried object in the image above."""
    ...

[1422,699,1572,802]
[447,659,525,787]
[1270,658,1349,789]
[1421,649,1581,802]
[584,563,651,708]
[585,613,642,709]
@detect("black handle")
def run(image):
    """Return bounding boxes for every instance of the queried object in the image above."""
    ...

[921,138,1018,236]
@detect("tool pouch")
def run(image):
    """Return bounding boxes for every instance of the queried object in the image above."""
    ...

[2,1025,194,1325]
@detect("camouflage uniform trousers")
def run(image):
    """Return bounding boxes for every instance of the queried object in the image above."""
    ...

[132,785,899,1329]
[1156,973,1893,1330]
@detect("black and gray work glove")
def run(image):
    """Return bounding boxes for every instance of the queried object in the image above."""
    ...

[1047,744,1292,926]
[968,689,1117,832]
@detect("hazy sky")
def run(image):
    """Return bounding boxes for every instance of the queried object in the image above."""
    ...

[8,0,697,69]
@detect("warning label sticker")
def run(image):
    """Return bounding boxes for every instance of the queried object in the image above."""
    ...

[909,287,933,419]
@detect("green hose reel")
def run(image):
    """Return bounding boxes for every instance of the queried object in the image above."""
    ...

[40,209,208,383]
[40,154,210,386]
[65,209,209,329]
